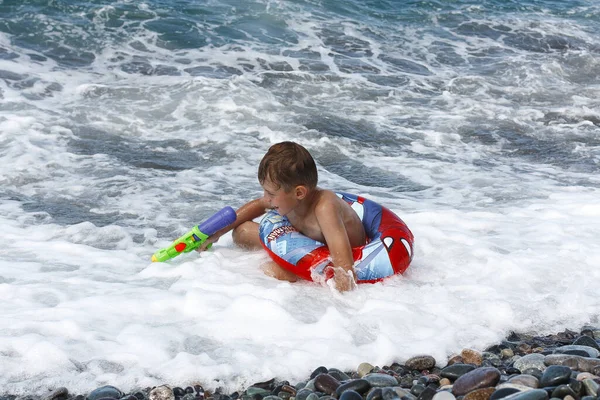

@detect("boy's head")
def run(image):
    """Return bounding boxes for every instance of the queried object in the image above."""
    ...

[258,141,318,192]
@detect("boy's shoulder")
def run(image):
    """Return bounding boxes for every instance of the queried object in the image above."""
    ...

[312,189,344,212]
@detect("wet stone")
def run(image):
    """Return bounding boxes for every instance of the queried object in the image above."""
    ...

[508,374,539,388]
[382,388,401,400]
[572,336,600,351]
[392,388,412,398]
[462,349,483,366]
[502,390,548,400]
[568,378,583,395]
[88,386,124,400]
[432,392,456,400]
[489,388,521,400]
[452,367,502,396]
[501,349,515,359]
[439,378,452,387]
[561,350,590,357]
[328,368,351,382]
[406,356,437,371]
[417,387,437,400]
[311,367,329,379]
[448,355,464,366]
[582,378,599,397]
[441,364,477,380]
[339,391,363,400]
[514,354,547,373]
[366,388,383,400]
[550,385,576,399]
[400,375,416,388]
[246,389,271,397]
[358,363,376,377]
[149,387,175,400]
[295,389,313,400]
[521,369,543,381]
[540,366,573,387]
[45,387,69,400]
[482,353,503,368]
[418,375,441,386]
[463,388,495,400]
[314,374,341,395]
[281,386,296,396]
[364,373,399,387]
[554,345,600,358]
[305,394,319,400]
[411,384,426,397]
[336,379,371,396]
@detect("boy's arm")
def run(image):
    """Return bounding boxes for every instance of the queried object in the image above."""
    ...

[198,197,268,250]
[315,199,357,291]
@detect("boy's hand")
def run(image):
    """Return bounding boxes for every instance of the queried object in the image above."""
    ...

[328,266,357,292]
[195,234,220,252]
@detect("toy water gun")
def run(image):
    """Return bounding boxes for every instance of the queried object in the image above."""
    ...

[151,206,237,262]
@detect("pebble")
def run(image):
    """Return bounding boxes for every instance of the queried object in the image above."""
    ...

[358,363,375,377]
[405,355,436,371]
[506,374,539,388]
[336,379,371,396]
[87,386,123,400]
[431,392,456,400]
[554,345,600,358]
[544,354,600,372]
[572,335,600,351]
[463,387,495,400]
[149,386,174,400]
[13,328,600,400]
[489,388,520,400]
[512,354,546,373]
[313,373,340,395]
[452,367,501,396]
[363,373,399,387]
[538,365,572,387]
[44,387,69,400]
[340,391,364,400]
[582,378,599,397]
[441,363,476,380]
[461,349,483,366]
[502,389,548,400]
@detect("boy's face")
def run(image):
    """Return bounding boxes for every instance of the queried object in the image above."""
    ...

[262,178,301,216]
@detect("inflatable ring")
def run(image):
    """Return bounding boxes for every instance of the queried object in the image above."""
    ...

[258,192,414,283]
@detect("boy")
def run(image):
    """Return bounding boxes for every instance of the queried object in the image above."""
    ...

[199,141,366,292]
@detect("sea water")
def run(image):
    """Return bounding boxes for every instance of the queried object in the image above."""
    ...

[1,0,599,395]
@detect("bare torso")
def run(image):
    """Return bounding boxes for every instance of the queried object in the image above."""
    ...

[287,189,366,247]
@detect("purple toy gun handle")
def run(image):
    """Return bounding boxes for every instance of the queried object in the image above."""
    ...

[198,206,237,236]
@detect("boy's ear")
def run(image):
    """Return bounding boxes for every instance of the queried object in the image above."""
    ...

[295,185,308,199]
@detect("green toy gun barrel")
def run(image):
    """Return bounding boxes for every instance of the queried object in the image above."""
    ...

[151,206,237,262]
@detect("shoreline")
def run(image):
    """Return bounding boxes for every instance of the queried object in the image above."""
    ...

[3,327,600,400]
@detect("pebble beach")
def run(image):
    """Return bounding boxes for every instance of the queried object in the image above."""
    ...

[9,327,600,400]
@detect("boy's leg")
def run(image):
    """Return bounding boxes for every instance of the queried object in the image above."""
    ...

[233,221,299,282]
[262,261,298,282]
[232,221,263,250]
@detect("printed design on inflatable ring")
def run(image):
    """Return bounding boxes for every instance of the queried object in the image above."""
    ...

[266,225,297,243]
